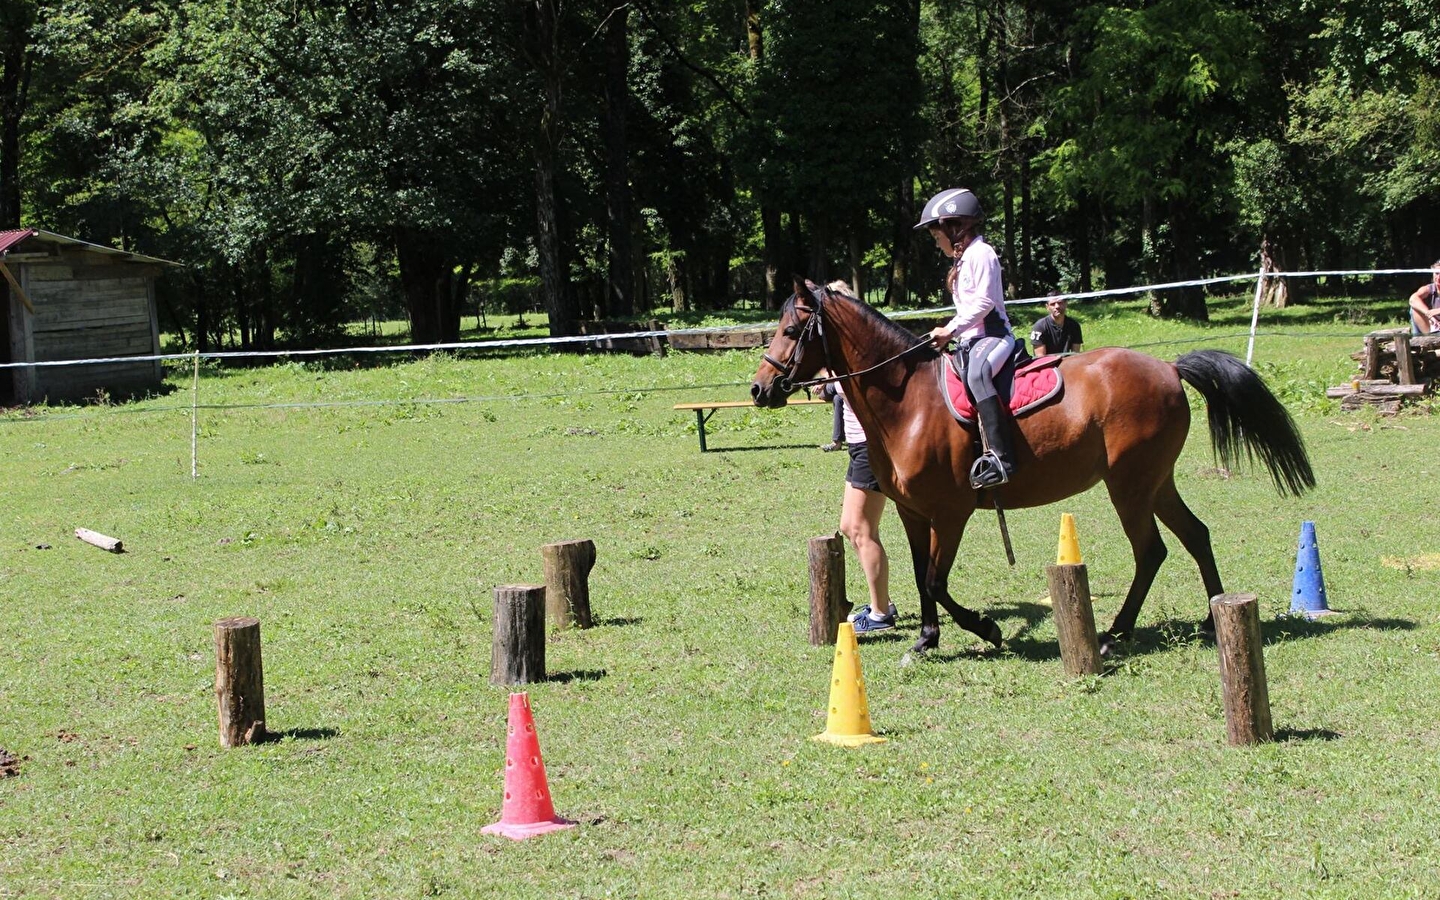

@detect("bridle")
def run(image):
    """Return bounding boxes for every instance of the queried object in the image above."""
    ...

[762,287,827,395]
[761,285,932,396]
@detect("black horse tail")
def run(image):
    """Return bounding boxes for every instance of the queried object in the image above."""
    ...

[1174,349,1315,497]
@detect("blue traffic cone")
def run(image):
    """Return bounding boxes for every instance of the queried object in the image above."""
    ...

[1289,521,1332,619]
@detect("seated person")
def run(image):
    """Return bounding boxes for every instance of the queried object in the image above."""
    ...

[1029,292,1084,356]
[1408,260,1440,334]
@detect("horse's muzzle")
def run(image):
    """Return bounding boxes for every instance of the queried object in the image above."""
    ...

[750,379,788,408]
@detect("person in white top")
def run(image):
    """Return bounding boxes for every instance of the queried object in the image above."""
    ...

[915,187,1017,489]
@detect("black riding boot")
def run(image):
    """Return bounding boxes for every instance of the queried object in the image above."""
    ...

[970,395,1015,489]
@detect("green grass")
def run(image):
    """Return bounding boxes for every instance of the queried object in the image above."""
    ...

[2,293,1439,898]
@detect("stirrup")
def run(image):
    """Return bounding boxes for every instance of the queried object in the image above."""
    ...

[969,451,1011,490]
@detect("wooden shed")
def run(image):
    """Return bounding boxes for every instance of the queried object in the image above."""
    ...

[1,228,180,405]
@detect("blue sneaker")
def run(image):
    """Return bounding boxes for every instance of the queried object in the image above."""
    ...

[848,603,898,623]
[851,608,896,635]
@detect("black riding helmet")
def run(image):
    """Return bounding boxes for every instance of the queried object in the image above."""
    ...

[914,188,983,230]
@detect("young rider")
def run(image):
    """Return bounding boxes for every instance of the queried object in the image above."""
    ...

[916,187,1017,489]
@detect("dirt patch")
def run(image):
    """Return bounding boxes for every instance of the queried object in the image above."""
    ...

[0,747,21,778]
[1381,553,1440,571]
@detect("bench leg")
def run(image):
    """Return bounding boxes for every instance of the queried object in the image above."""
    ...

[695,409,708,452]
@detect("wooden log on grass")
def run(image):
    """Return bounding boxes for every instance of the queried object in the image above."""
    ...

[1393,332,1415,385]
[541,539,596,630]
[491,584,547,685]
[1044,564,1103,676]
[75,528,123,553]
[807,533,848,646]
[1363,334,1382,379]
[1210,593,1273,746]
[215,617,266,747]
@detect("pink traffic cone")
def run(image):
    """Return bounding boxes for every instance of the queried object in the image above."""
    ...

[481,692,576,840]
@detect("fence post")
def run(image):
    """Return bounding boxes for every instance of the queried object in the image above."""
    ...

[215,617,266,747]
[1044,563,1103,676]
[491,584,547,685]
[191,349,201,480]
[807,534,848,646]
[1210,593,1274,746]
[541,539,596,630]
[1245,268,1264,367]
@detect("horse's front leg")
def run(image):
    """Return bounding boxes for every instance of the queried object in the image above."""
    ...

[897,508,940,653]
[927,516,1004,649]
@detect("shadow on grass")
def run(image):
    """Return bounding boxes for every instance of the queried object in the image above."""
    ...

[595,616,642,628]
[1275,727,1343,742]
[264,727,339,742]
[705,443,829,454]
[1264,614,1417,643]
[548,669,607,684]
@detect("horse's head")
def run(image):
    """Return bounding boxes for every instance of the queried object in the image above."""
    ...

[751,277,828,408]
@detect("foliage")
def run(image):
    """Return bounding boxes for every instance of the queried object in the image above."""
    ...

[6,0,1440,347]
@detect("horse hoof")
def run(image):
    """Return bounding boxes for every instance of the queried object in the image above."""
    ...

[981,618,1003,649]
[912,633,939,654]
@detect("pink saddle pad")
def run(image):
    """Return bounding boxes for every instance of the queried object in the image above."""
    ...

[941,354,1064,424]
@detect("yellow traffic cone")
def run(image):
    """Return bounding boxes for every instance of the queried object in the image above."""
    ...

[1057,513,1082,565]
[813,622,887,747]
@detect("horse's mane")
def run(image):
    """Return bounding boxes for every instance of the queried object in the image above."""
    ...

[819,287,940,362]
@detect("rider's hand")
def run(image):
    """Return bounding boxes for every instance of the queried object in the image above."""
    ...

[928,326,953,349]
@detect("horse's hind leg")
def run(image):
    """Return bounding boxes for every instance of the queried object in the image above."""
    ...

[1152,475,1224,632]
[1100,482,1168,657]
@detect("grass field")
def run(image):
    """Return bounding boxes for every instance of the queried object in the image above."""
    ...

[3,294,1439,898]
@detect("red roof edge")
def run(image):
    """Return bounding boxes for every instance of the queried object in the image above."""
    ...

[0,228,37,255]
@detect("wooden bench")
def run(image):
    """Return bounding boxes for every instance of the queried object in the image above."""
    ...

[673,398,829,452]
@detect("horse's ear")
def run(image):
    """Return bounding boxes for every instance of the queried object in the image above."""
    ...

[791,275,808,297]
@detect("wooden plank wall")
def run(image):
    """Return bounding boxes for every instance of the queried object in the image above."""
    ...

[17,253,164,403]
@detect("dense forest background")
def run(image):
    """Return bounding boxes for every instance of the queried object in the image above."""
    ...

[1,0,1438,350]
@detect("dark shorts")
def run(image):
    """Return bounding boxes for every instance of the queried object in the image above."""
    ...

[846,442,881,492]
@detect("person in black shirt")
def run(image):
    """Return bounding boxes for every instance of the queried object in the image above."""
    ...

[1029,293,1084,356]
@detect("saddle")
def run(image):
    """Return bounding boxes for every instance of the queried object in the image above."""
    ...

[939,353,1065,425]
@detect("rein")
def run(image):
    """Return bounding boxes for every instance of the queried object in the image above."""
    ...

[765,288,932,394]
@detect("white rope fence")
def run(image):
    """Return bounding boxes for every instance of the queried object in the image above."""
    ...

[1,266,1432,478]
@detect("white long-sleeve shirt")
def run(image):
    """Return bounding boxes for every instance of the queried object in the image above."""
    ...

[943,236,1011,340]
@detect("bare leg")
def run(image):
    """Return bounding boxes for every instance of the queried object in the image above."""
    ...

[840,485,890,615]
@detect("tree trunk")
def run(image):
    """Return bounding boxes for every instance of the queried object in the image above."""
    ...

[847,230,864,301]
[1020,147,1033,295]
[761,203,785,309]
[808,215,829,282]
[886,179,912,307]
[745,0,763,60]
[1153,195,1207,320]
[395,228,458,344]
[602,6,634,318]
[1074,196,1092,293]
[528,0,578,338]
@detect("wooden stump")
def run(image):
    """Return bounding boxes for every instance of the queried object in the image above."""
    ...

[1210,593,1274,746]
[491,584,547,685]
[541,539,596,630]
[1363,333,1382,379]
[1044,564,1103,676]
[807,534,848,646]
[1394,332,1415,385]
[214,617,266,747]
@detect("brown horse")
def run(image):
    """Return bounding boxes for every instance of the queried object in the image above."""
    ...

[751,280,1314,657]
